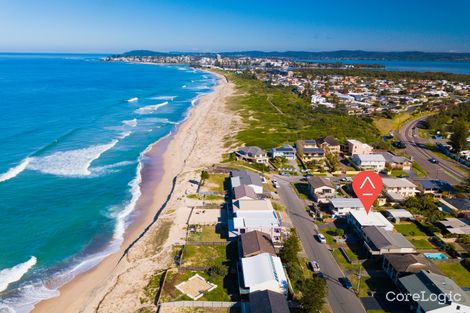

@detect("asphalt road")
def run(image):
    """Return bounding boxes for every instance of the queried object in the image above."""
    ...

[275,176,366,313]
[397,116,468,185]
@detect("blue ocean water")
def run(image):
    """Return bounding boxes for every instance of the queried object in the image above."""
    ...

[306,59,470,74]
[0,54,216,312]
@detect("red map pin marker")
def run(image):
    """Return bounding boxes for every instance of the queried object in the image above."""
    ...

[352,171,383,214]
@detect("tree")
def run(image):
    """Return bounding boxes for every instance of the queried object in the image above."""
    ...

[200,170,209,181]
[450,119,468,152]
[279,229,301,263]
[207,264,228,279]
[300,277,327,313]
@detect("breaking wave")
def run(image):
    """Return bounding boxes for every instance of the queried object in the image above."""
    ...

[134,102,168,115]
[0,257,37,293]
[0,158,31,183]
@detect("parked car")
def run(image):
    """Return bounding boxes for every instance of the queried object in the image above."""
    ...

[316,234,327,244]
[393,141,406,149]
[429,158,439,164]
[316,271,325,279]
[339,277,353,289]
[309,260,321,272]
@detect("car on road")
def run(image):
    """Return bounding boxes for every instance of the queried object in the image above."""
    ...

[339,277,353,289]
[315,271,325,279]
[393,141,406,149]
[309,260,321,272]
[429,158,439,164]
[316,233,327,244]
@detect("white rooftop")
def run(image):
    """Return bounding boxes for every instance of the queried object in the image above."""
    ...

[233,210,281,229]
[354,154,386,162]
[241,253,288,294]
[234,199,274,211]
[349,210,394,231]
[382,178,417,189]
[386,209,414,219]
[330,198,364,208]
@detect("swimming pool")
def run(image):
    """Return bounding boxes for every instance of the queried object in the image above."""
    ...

[424,252,448,260]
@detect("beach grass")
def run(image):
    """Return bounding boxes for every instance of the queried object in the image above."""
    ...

[181,245,227,267]
[187,225,227,242]
[203,174,228,192]
[373,112,412,135]
[222,72,380,149]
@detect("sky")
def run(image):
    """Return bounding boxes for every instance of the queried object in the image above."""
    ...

[0,0,469,53]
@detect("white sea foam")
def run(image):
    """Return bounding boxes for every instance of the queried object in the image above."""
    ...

[0,158,31,183]
[134,101,168,115]
[118,131,132,139]
[27,140,118,177]
[0,257,37,292]
[122,119,138,127]
[127,97,138,103]
[150,95,176,101]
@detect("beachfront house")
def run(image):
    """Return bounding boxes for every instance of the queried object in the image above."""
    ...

[382,178,418,203]
[233,185,258,201]
[328,198,364,217]
[398,270,470,313]
[248,290,290,313]
[362,226,416,256]
[238,230,276,259]
[239,253,288,296]
[351,154,386,172]
[347,139,373,156]
[382,254,438,284]
[230,170,264,194]
[295,140,325,162]
[317,136,341,155]
[271,144,296,160]
[236,146,269,164]
[307,176,336,203]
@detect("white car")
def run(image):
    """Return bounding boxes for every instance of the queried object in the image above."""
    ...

[316,234,327,244]
[310,260,321,272]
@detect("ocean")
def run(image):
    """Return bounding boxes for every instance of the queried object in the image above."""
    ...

[0,54,217,312]
[306,59,470,74]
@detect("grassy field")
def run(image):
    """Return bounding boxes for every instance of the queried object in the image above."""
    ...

[203,174,228,192]
[395,223,427,236]
[187,225,227,242]
[292,182,311,200]
[412,161,427,177]
[182,245,227,267]
[435,261,470,287]
[373,113,412,135]
[222,72,380,149]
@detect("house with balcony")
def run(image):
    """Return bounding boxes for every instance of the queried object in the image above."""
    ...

[351,154,386,172]
[236,146,269,164]
[271,144,296,160]
[295,140,325,162]
[382,178,418,203]
[307,176,336,203]
[347,139,373,156]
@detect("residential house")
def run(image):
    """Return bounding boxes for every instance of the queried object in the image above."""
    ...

[362,226,416,256]
[347,210,394,233]
[239,253,289,296]
[416,180,455,197]
[231,170,264,194]
[384,209,414,223]
[398,270,470,313]
[351,154,386,172]
[233,185,258,201]
[236,146,269,164]
[233,199,275,212]
[317,136,341,155]
[383,253,439,284]
[382,178,418,203]
[271,144,296,160]
[376,151,412,170]
[296,140,325,162]
[347,139,373,155]
[439,198,470,216]
[249,290,290,313]
[307,176,336,203]
[238,230,276,258]
[438,218,470,235]
[329,198,364,217]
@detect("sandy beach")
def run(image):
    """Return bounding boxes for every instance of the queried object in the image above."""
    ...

[33,70,239,313]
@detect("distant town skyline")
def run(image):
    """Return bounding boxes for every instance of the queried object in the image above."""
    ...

[1,0,469,53]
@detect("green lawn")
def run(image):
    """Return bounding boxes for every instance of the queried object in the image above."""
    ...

[348,274,396,297]
[160,270,231,302]
[182,245,227,267]
[292,182,311,200]
[373,112,411,135]
[435,261,470,287]
[332,248,361,272]
[412,161,427,177]
[395,223,427,237]
[409,238,434,249]
[187,225,227,242]
[203,174,228,192]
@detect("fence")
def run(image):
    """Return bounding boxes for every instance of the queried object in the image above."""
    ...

[159,301,239,308]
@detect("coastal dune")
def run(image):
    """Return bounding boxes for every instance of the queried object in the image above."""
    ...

[33,71,239,313]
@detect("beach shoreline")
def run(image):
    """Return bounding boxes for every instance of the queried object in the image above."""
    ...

[32,69,238,313]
